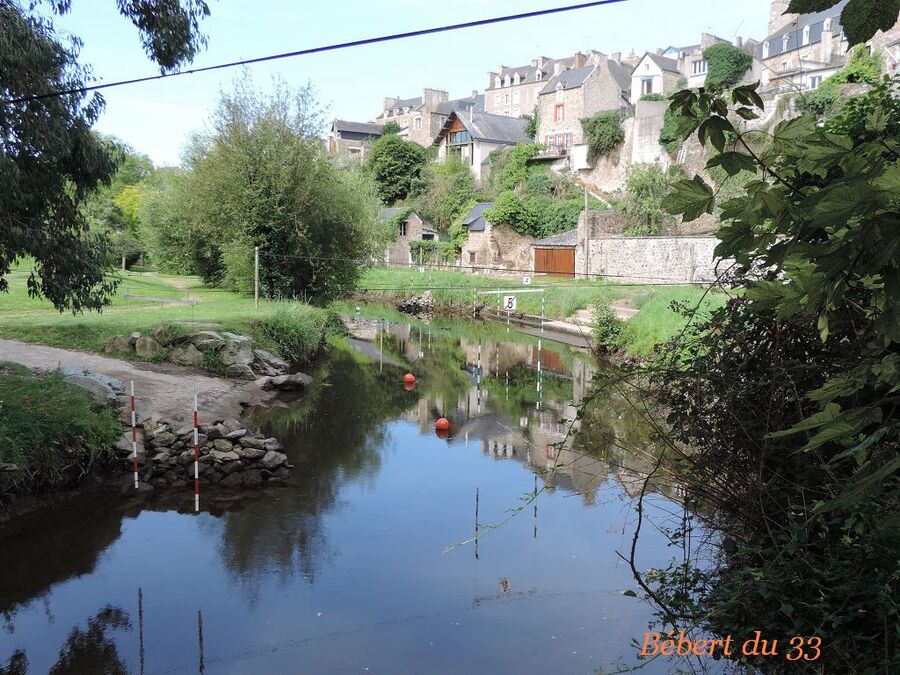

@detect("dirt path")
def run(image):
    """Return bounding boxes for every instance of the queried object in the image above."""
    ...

[0,338,273,426]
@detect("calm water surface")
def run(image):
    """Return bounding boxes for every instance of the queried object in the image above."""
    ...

[1,312,683,674]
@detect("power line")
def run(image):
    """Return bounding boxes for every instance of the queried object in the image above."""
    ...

[2,0,630,105]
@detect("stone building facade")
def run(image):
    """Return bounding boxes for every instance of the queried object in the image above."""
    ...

[434,111,530,181]
[485,54,578,118]
[382,209,437,266]
[328,119,383,161]
[457,202,534,271]
[376,88,484,147]
[537,51,633,150]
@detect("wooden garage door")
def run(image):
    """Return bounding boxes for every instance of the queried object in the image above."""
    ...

[534,247,575,278]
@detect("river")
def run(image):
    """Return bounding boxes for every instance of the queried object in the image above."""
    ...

[0,309,686,674]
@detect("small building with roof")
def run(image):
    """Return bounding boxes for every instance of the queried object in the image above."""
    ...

[380,208,437,266]
[328,119,384,161]
[376,88,484,147]
[457,201,535,272]
[433,111,530,180]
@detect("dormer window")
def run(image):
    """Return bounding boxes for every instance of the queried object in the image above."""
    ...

[513,73,520,85]
[823,18,832,32]
[495,76,501,88]
[763,41,770,58]
[504,75,511,87]
[802,25,810,46]
[782,34,790,50]
[536,70,543,80]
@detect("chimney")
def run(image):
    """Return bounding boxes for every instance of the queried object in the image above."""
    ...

[553,61,567,76]
[655,48,663,55]
[611,51,622,62]
[573,51,587,68]
[769,0,798,36]
[422,88,448,111]
[383,96,399,112]
[471,90,479,99]
[821,26,834,61]
[736,36,743,48]
[488,71,498,89]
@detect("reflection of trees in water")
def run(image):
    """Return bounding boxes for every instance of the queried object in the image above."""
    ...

[1,606,131,675]
[0,493,124,630]
[220,345,413,590]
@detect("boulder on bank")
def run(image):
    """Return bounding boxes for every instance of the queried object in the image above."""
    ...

[398,289,435,316]
[135,336,162,358]
[256,372,313,392]
[59,365,125,407]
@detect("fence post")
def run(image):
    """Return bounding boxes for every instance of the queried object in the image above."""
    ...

[254,246,260,309]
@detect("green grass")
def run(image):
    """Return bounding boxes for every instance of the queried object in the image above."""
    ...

[357,267,659,319]
[0,367,122,496]
[0,267,330,362]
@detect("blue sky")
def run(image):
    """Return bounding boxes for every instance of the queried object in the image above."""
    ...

[53,0,769,165]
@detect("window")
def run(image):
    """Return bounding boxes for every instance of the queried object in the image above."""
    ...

[449,129,472,164]
[469,252,476,264]
[782,61,788,71]
[823,18,832,32]
[495,76,501,88]
[413,117,422,130]
[547,134,556,147]
[554,103,565,122]
[802,25,810,46]
[809,75,822,89]
[494,94,501,106]
[641,77,653,95]
[763,41,770,58]
[565,132,573,148]
[513,90,520,104]
[644,63,650,71]
[691,59,708,75]
[782,34,790,51]
[504,75,511,86]
[535,70,543,80]
[513,73,520,85]
[504,92,511,104]
[422,233,434,241]
[399,220,407,236]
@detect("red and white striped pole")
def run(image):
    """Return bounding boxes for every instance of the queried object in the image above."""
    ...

[130,381,139,489]
[193,394,200,512]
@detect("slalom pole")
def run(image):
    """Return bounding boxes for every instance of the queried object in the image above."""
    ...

[193,394,200,512]
[130,381,139,489]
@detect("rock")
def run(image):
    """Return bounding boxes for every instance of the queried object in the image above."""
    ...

[212,439,234,452]
[220,337,254,367]
[220,472,245,487]
[150,325,171,342]
[242,469,263,487]
[178,450,195,464]
[210,450,240,462]
[151,451,170,463]
[116,430,145,457]
[226,363,256,380]
[175,426,194,438]
[205,424,228,441]
[135,336,163,358]
[254,349,289,372]
[129,332,143,345]
[222,332,252,343]
[263,438,283,452]
[148,431,176,447]
[222,419,243,433]
[262,373,312,392]
[0,463,20,473]
[220,460,243,475]
[104,334,134,353]
[171,441,184,452]
[60,367,125,407]
[398,289,435,316]
[183,331,224,350]
[238,436,266,449]
[149,423,171,438]
[260,450,287,470]
[170,343,204,367]
[235,446,265,460]
[225,429,247,440]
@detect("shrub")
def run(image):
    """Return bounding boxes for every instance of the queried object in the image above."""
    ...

[252,302,329,363]
[581,111,625,162]
[591,300,623,350]
[622,165,676,235]
[524,105,539,139]
[381,121,401,135]
[796,46,883,118]
[0,370,121,496]
[703,42,753,88]
[659,107,684,154]
[367,134,427,204]
[409,239,456,264]
[640,93,667,101]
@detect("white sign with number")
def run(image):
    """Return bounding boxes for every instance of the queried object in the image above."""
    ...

[523,275,531,285]
[502,295,517,311]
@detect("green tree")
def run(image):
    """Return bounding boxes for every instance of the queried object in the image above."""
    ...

[367,134,427,204]
[703,42,753,88]
[409,153,477,232]
[524,105,539,139]
[622,165,675,235]
[785,0,900,46]
[0,1,209,311]
[580,111,625,162]
[651,77,900,672]
[178,74,384,300]
[796,46,883,118]
[381,121,401,135]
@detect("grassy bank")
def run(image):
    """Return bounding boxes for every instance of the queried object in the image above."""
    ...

[0,268,331,363]
[356,267,727,357]
[0,364,121,499]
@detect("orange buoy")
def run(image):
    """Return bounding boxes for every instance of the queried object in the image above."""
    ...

[404,373,416,384]
[435,428,450,440]
[435,417,450,431]
[403,381,416,392]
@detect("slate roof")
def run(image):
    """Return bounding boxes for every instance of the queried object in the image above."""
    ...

[531,229,577,248]
[462,202,494,232]
[332,119,383,136]
[645,52,680,73]
[435,93,485,116]
[435,111,530,146]
[539,66,595,95]
[488,56,576,88]
[607,59,635,90]
[759,0,847,60]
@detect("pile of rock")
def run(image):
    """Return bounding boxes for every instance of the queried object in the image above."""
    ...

[104,328,290,380]
[124,418,292,489]
[398,289,435,316]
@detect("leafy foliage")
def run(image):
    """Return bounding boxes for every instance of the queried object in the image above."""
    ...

[580,111,625,162]
[621,165,678,235]
[591,299,623,350]
[381,121,401,135]
[251,302,329,363]
[639,93,667,102]
[652,77,900,671]
[367,133,427,204]
[408,153,478,232]
[703,42,753,88]
[796,46,883,118]
[524,105,539,139]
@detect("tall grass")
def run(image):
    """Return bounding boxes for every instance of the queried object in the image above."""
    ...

[0,368,121,497]
[251,302,330,363]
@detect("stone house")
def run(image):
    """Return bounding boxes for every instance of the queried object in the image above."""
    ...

[630,52,682,100]
[328,119,383,161]
[485,54,578,118]
[433,111,530,181]
[382,208,437,266]
[536,51,633,152]
[376,88,484,147]
[458,202,534,272]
